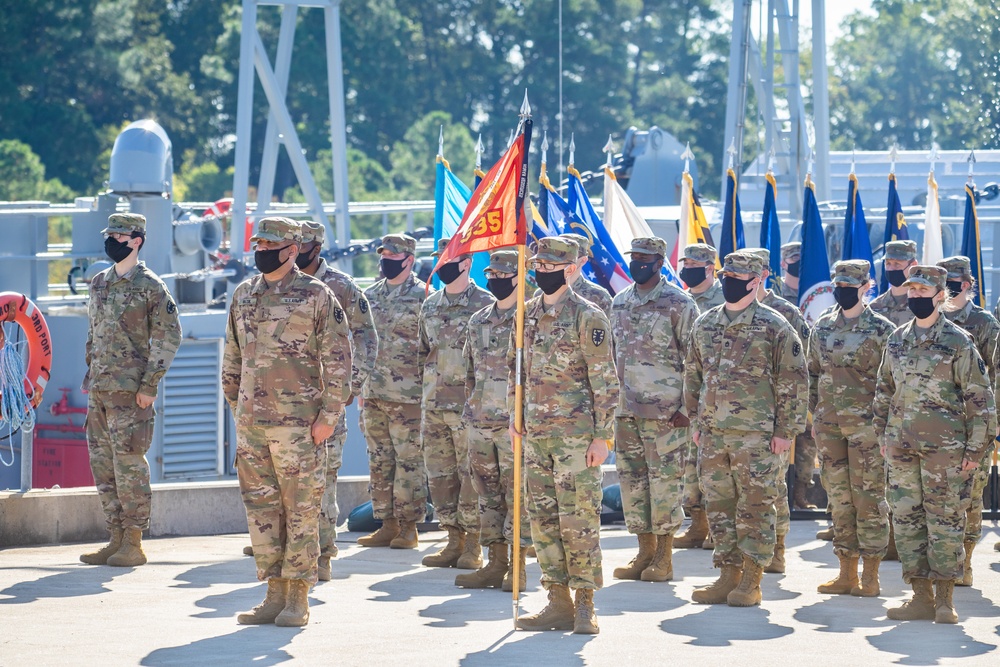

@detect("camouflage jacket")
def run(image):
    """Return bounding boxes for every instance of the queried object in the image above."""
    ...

[419,282,493,411]
[363,273,430,404]
[508,288,619,440]
[874,315,996,458]
[684,300,807,439]
[808,307,895,427]
[223,267,352,428]
[610,279,698,419]
[533,276,612,317]
[690,280,725,313]
[944,300,1000,389]
[85,262,181,396]
[314,259,379,396]
[762,290,810,343]
[464,301,514,424]
[869,289,913,327]
[779,281,798,303]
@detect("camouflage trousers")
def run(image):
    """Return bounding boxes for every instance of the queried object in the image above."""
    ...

[775,449,790,537]
[615,416,686,536]
[681,431,703,511]
[236,423,326,584]
[887,445,974,582]
[795,426,817,485]
[422,409,478,533]
[319,429,347,557]
[965,447,996,541]
[86,390,154,530]
[815,420,889,558]
[467,421,530,546]
[361,399,427,522]
[524,433,603,591]
[699,429,780,568]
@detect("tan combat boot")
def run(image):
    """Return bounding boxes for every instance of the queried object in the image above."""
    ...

[818,555,859,594]
[727,556,764,607]
[640,534,674,582]
[793,480,817,510]
[389,519,419,549]
[934,580,958,624]
[516,584,575,631]
[237,578,288,624]
[851,556,881,597]
[887,578,935,620]
[573,589,599,634]
[456,531,484,570]
[107,527,147,567]
[702,533,715,550]
[275,579,310,627]
[674,507,709,548]
[80,527,124,565]
[816,525,835,541]
[317,555,332,582]
[455,543,508,588]
[765,533,786,574]
[612,533,656,580]
[995,541,1000,552]
[957,540,975,586]
[242,545,254,557]
[503,545,528,592]
[422,526,466,568]
[357,517,400,547]
[692,563,743,604]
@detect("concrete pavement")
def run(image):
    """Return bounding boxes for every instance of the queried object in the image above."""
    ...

[2,521,999,666]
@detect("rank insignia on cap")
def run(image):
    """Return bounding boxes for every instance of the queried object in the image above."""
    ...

[592,328,606,346]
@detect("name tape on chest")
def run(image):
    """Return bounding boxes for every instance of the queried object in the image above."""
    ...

[281,297,306,305]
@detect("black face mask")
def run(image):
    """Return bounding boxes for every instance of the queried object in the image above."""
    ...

[534,269,567,295]
[785,261,800,278]
[946,280,964,298]
[833,285,860,311]
[437,261,464,285]
[255,246,290,274]
[380,256,408,280]
[295,247,319,270]
[722,275,754,304]
[908,296,937,319]
[105,236,134,263]
[487,277,516,301]
[680,266,707,288]
[629,261,658,285]
[886,269,907,287]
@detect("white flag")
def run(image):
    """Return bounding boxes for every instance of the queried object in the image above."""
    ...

[922,173,943,264]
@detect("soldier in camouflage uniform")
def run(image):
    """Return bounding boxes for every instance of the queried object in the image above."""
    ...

[874,265,996,624]
[557,233,613,316]
[224,217,352,627]
[746,247,810,575]
[455,250,530,591]
[298,221,379,579]
[684,251,807,607]
[675,243,723,549]
[358,234,430,548]
[870,240,918,326]
[419,237,493,569]
[80,213,181,569]
[511,237,619,635]
[937,255,1000,586]
[610,237,698,583]
[808,260,895,597]
[777,242,801,303]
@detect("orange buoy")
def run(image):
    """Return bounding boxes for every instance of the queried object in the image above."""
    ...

[0,292,52,408]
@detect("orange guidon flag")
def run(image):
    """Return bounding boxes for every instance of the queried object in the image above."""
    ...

[430,121,532,278]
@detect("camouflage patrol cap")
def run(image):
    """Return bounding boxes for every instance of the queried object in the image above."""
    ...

[884,239,917,261]
[680,243,717,264]
[832,259,872,286]
[376,233,416,256]
[624,237,667,258]
[487,250,518,274]
[529,236,579,265]
[901,265,947,291]
[559,232,593,257]
[299,220,326,245]
[249,217,302,244]
[431,236,470,260]
[936,255,973,281]
[102,213,146,235]
[719,251,763,277]
[745,247,771,267]
[780,241,802,261]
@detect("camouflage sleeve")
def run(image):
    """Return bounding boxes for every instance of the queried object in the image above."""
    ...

[317,292,352,427]
[222,302,242,410]
[139,285,182,396]
[579,307,618,440]
[83,290,96,390]
[980,315,1000,390]
[683,325,704,430]
[348,285,379,396]
[954,343,996,459]
[506,324,518,427]
[872,344,895,440]
[674,297,698,357]
[807,326,822,415]
[463,323,475,407]
[772,322,807,441]
[995,340,1000,400]
[418,301,431,373]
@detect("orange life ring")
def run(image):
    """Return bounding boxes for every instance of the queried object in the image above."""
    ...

[0,292,52,408]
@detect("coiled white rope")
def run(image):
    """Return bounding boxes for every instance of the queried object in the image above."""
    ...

[0,330,35,467]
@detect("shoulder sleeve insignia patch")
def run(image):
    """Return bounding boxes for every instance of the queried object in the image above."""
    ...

[978,357,986,376]
[166,300,176,314]
[359,296,369,314]
[334,307,345,323]
[592,328,606,346]
[792,341,801,357]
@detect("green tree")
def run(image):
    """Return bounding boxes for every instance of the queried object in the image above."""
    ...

[0,140,75,202]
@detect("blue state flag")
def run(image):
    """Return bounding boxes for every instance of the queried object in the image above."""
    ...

[961,183,985,306]
[842,174,877,298]
[720,168,746,261]
[798,178,834,323]
[434,160,488,287]
[760,172,782,288]
[879,172,909,293]
[563,170,633,294]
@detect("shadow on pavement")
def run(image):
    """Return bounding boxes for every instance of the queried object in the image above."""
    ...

[419,589,514,627]
[459,628,595,666]
[866,621,996,665]
[140,626,300,666]
[660,605,794,646]
[0,566,120,604]
[172,560,252,589]
[598,579,688,615]
[793,597,895,632]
